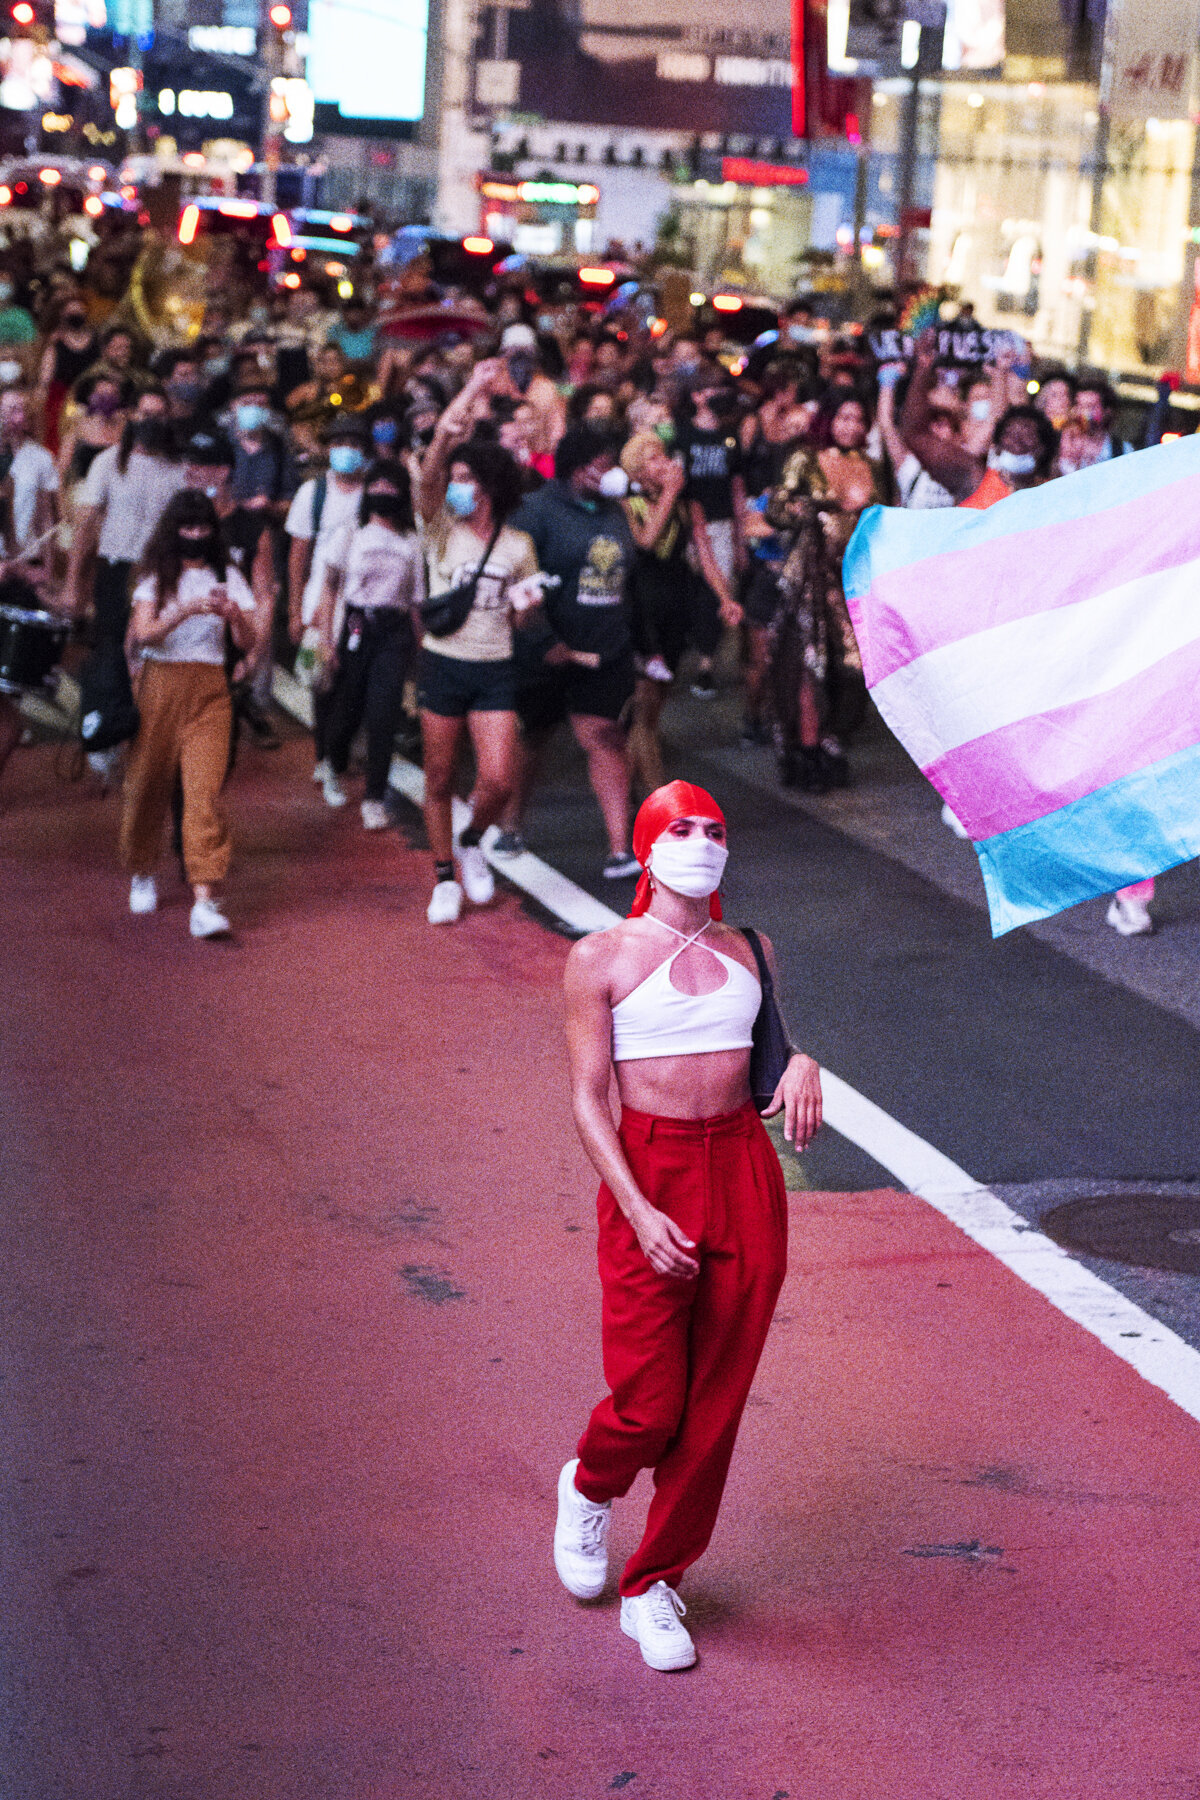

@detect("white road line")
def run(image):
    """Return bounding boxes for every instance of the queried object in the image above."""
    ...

[273,671,1200,1428]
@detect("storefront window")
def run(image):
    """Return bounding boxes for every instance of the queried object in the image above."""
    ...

[925,81,1194,373]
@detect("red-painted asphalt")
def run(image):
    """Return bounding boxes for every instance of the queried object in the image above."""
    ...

[3,735,1200,1800]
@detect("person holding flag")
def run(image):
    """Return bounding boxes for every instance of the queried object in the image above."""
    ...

[555,780,822,1670]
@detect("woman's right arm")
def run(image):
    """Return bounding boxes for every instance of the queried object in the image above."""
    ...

[564,935,699,1279]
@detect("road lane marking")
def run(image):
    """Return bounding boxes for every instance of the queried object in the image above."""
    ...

[271,676,1200,1428]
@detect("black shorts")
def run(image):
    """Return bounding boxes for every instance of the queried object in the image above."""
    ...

[416,647,517,718]
[516,652,636,734]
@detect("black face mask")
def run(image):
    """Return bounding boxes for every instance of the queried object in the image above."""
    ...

[176,529,217,557]
[365,494,409,527]
[134,419,173,456]
[707,390,739,422]
[507,352,537,394]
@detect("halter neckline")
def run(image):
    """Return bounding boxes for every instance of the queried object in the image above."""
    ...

[644,916,712,951]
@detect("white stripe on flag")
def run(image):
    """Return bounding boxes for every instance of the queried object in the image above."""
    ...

[871,555,1200,768]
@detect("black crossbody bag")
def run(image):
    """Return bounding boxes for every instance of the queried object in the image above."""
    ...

[421,523,503,638]
[740,927,794,1110]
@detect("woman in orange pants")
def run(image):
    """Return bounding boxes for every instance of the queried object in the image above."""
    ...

[557,779,823,1670]
[121,491,257,939]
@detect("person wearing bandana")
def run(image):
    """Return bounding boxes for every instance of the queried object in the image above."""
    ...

[557,780,823,1670]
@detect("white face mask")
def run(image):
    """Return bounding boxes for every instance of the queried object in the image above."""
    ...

[648,833,728,900]
[989,446,1037,477]
[969,398,992,420]
[598,465,629,498]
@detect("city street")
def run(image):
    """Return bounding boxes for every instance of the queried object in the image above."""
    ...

[4,696,1200,1799]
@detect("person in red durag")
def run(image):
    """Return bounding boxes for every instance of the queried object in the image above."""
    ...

[556,779,823,1670]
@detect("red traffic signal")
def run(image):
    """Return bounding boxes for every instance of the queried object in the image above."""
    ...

[268,3,291,24]
[11,4,35,24]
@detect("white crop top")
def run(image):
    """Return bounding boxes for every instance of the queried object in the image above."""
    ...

[610,920,762,1063]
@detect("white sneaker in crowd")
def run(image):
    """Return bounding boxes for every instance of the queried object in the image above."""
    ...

[312,757,331,785]
[553,1458,610,1600]
[129,875,157,915]
[321,770,348,808]
[602,850,641,880]
[361,799,390,831]
[643,655,674,684]
[457,841,495,905]
[189,896,231,939]
[1106,896,1153,937]
[620,1581,696,1671]
[941,802,970,839]
[427,879,464,925]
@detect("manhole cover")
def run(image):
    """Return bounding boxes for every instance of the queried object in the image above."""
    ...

[1041,1195,1200,1274]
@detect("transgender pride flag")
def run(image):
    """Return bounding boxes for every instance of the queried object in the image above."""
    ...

[843,436,1200,936]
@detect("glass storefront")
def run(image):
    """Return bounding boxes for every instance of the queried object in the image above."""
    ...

[883,79,1195,373]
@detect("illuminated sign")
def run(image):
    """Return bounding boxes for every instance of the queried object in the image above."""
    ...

[721,157,808,186]
[158,88,234,119]
[188,24,254,53]
[480,178,600,206]
[307,0,428,122]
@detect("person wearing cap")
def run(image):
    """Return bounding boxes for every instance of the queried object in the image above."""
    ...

[285,419,370,802]
[556,779,822,1670]
[489,323,566,460]
[502,423,640,880]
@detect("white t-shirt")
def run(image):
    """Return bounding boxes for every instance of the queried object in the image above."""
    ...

[420,509,539,662]
[80,446,189,562]
[135,564,256,665]
[325,518,425,615]
[896,452,955,511]
[5,439,58,551]
[284,474,362,626]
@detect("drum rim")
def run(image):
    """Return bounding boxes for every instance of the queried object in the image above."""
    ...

[0,604,66,626]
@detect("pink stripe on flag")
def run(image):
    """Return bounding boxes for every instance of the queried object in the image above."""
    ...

[855,474,1200,689]
[924,635,1200,841]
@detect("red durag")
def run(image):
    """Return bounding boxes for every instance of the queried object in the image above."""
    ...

[629,780,727,920]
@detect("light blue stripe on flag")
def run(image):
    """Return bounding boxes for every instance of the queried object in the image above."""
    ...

[975,737,1200,935]
[843,435,1200,599]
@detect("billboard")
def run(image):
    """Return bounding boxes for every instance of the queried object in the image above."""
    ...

[307,0,429,122]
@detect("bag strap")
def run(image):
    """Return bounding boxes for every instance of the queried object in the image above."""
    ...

[465,521,504,596]
[311,474,327,537]
[739,926,774,997]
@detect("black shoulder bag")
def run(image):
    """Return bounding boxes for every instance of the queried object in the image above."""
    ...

[740,927,794,1110]
[421,523,503,639]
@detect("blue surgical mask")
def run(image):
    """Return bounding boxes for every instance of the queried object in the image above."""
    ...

[235,403,270,434]
[372,417,400,447]
[445,479,477,518]
[328,444,366,476]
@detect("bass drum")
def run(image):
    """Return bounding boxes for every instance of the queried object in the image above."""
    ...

[0,603,69,695]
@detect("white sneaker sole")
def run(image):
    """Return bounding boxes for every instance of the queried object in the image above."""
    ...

[620,1611,697,1671]
[553,1460,608,1601]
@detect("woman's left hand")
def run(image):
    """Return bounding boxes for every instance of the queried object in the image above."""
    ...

[762,1053,823,1149]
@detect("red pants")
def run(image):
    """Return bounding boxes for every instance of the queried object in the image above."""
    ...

[575,1101,787,1596]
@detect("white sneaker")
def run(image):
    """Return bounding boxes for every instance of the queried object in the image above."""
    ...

[1106,896,1153,937]
[427,879,464,925]
[643,655,674,684]
[129,875,157,915]
[457,841,495,905]
[941,802,970,839]
[361,799,390,831]
[620,1581,696,1671]
[190,896,231,939]
[553,1458,611,1600]
[322,770,348,807]
[312,757,331,785]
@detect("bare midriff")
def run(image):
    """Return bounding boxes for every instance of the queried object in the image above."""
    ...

[614,1047,754,1122]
